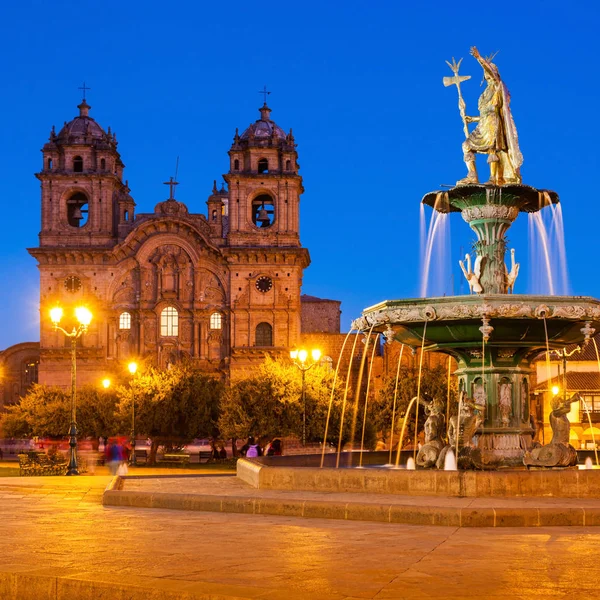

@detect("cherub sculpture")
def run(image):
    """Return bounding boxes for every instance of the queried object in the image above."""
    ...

[437,390,486,469]
[459,253,484,294]
[416,394,446,469]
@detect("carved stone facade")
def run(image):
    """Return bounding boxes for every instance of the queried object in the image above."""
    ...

[28,100,310,386]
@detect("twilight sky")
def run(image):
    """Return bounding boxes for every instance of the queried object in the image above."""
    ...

[1,0,599,348]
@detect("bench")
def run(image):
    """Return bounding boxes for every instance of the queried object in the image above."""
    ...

[198,451,213,464]
[159,453,190,466]
[18,453,68,476]
[134,449,148,464]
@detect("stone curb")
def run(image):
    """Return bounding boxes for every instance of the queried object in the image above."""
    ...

[102,487,600,527]
[0,568,257,600]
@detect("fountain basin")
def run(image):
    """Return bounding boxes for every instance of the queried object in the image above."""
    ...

[353,294,600,353]
[352,294,600,467]
[237,457,600,498]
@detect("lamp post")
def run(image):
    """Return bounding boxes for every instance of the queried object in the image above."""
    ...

[548,346,581,403]
[50,305,93,476]
[290,348,322,446]
[128,362,138,466]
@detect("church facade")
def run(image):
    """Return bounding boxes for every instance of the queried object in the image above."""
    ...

[26,98,311,388]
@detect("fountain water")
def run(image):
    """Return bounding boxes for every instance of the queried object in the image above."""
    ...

[336,333,361,468]
[388,344,404,465]
[347,325,375,463]
[321,330,354,468]
[395,396,418,467]
[359,334,380,467]
[580,396,599,466]
[420,210,451,297]
[444,448,457,471]
[413,321,429,461]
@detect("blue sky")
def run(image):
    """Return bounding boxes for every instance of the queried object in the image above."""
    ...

[1,0,599,348]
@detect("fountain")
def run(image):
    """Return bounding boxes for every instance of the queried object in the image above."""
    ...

[351,47,600,469]
[236,48,600,498]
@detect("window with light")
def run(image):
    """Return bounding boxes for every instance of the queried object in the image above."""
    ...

[161,306,179,336]
[210,312,222,330]
[119,311,131,330]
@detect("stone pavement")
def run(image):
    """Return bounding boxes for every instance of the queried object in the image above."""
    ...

[2,475,600,599]
[105,474,600,528]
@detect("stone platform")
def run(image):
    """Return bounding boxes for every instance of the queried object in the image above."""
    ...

[103,469,600,528]
[236,457,600,498]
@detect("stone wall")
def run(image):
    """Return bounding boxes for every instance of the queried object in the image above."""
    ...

[301,295,341,334]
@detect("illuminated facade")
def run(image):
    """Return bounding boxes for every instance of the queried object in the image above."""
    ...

[26,98,310,387]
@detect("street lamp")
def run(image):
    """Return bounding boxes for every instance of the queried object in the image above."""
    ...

[50,305,93,476]
[290,347,322,446]
[128,361,138,466]
[548,346,581,403]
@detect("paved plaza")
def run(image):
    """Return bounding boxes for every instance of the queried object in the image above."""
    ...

[1,474,600,599]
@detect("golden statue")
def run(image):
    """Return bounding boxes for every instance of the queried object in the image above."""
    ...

[445,47,523,186]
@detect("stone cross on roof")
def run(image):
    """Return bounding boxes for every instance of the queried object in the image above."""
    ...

[258,85,271,104]
[78,81,91,101]
[163,176,179,200]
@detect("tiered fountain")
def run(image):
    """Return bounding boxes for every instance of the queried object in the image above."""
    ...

[352,48,600,468]
[237,49,600,503]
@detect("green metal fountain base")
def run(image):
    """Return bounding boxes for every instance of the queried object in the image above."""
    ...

[352,295,600,467]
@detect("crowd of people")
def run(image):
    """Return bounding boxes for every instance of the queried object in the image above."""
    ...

[239,436,283,458]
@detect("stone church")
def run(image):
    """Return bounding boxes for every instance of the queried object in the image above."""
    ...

[1,96,343,399]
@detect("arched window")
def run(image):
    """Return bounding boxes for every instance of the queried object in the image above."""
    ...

[24,360,39,388]
[285,159,291,171]
[322,356,333,371]
[257,158,269,174]
[252,194,274,228]
[124,210,129,221]
[255,322,273,347]
[233,159,239,170]
[47,158,53,170]
[73,156,83,172]
[212,209,217,222]
[160,306,179,336]
[210,312,222,330]
[100,158,106,170]
[66,192,89,227]
[119,311,131,330]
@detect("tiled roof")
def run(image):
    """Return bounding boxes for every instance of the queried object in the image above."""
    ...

[533,333,600,363]
[534,371,600,392]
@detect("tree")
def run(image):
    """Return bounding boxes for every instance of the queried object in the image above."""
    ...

[116,362,224,465]
[0,383,120,440]
[218,356,354,450]
[371,365,457,449]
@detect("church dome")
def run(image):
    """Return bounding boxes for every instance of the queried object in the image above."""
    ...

[239,104,287,143]
[55,100,112,145]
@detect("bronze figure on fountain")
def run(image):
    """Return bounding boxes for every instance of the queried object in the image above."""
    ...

[523,393,580,468]
[446,46,523,186]
[415,395,446,468]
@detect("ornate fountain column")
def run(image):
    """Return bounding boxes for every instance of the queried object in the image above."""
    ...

[460,189,520,294]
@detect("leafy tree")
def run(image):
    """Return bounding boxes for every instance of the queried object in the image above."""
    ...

[218,356,357,451]
[116,362,224,464]
[0,383,120,440]
[371,365,457,449]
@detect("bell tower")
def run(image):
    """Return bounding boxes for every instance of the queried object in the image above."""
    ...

[224,103,302,247]
[36,98,134,247]
[222,102,310,367]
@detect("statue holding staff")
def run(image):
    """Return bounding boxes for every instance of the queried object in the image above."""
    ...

[445,47,523,186]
